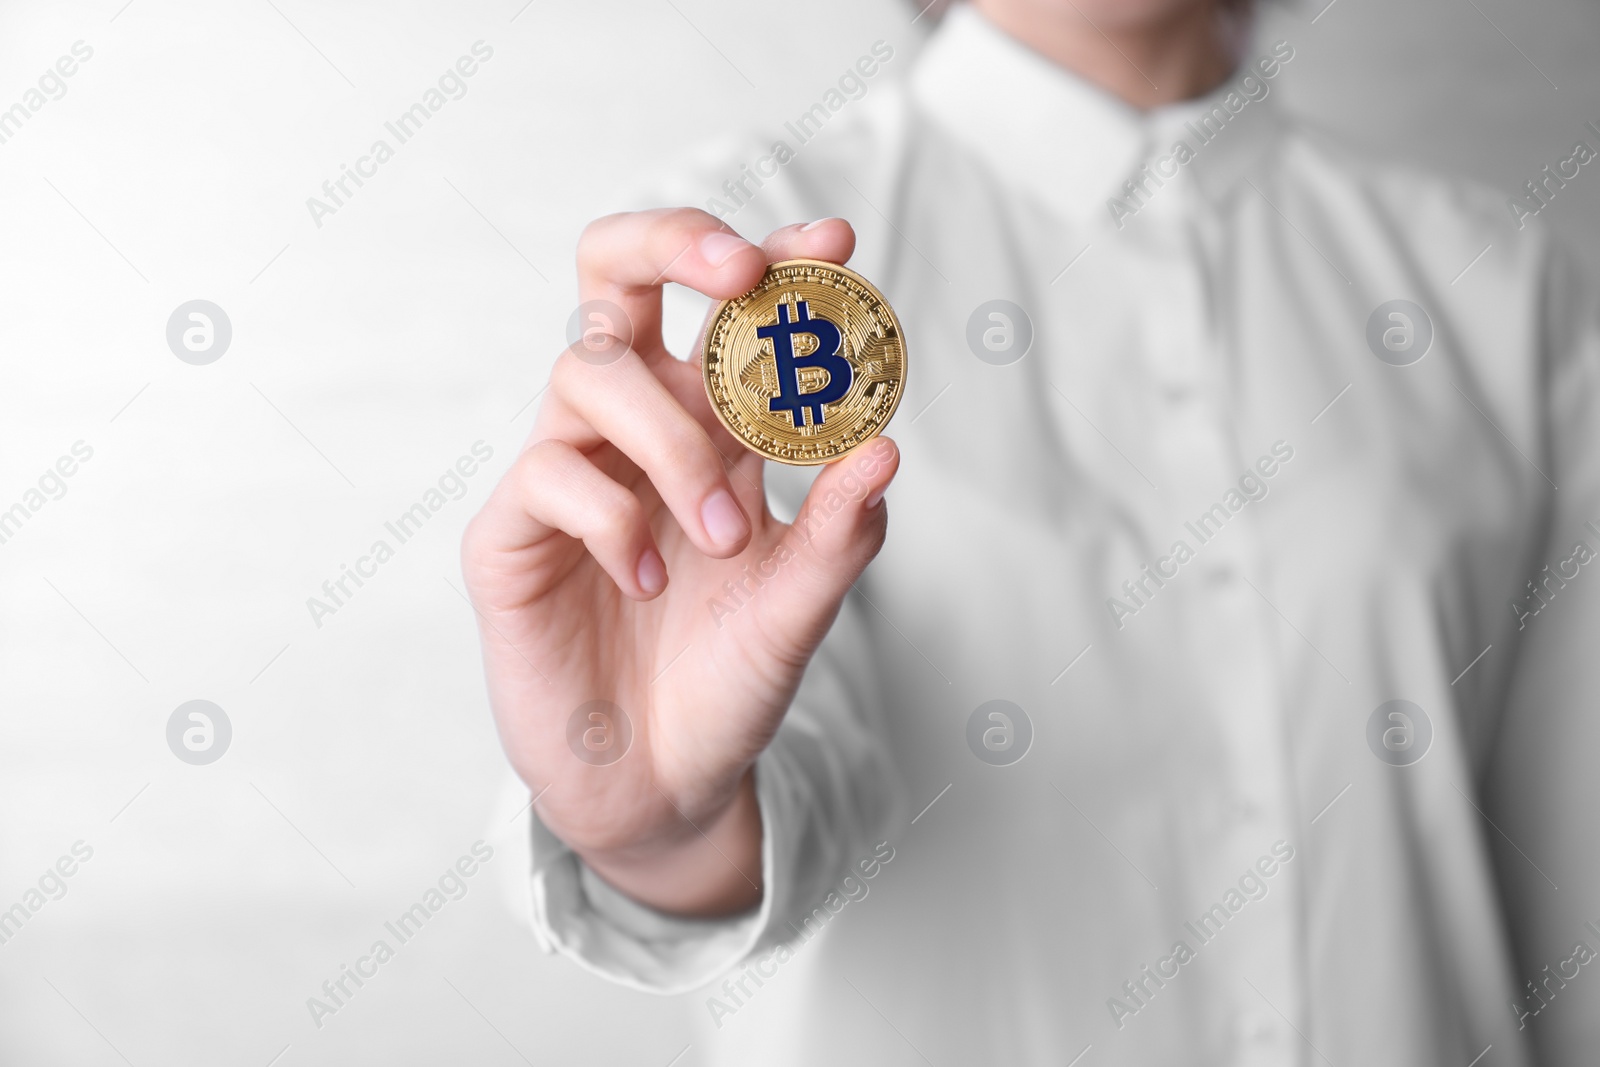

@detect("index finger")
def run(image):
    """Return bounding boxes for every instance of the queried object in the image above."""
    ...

[576,208,767,363]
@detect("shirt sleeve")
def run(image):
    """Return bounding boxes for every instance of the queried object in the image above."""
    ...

[520,153,904,993]
[1485,234,1600,1061]
[526,584,903,994]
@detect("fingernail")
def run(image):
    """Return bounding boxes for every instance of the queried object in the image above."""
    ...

[700,232,747,267]
[801,217,841,232]
[636,548,666,595]
[700,488,750,547]
[865,485,887,509]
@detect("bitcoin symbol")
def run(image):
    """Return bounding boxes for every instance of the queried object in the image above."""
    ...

[759,299,852,428]
[703,259,906,465]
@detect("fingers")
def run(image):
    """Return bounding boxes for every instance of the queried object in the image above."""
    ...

[688,217,858,373]
[759,217,856,265]
[783,436,899,569]
[527,212,862,585]
[756,437,901,649]
[541,347,752,558]
[682,215,861,497]
[471,439,667,600]
[577,208,767,363]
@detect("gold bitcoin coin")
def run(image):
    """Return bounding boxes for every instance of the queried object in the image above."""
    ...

[702,258,907,466]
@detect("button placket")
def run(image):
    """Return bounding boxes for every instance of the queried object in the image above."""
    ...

[1131,208,1309,1065]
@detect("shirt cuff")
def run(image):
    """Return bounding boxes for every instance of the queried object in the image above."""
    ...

[527,758,791,995]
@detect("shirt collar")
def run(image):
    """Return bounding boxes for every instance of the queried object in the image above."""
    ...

[910,4,1283,226]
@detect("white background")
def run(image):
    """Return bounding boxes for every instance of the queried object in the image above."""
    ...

[1,0,1598,1063]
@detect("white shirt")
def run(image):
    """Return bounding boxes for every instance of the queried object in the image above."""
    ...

[510,7,1600,1065]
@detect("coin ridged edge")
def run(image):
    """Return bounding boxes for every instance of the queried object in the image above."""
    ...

[700,257,908,467]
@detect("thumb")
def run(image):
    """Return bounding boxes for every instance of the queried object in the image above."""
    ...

[759,437,900,652]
